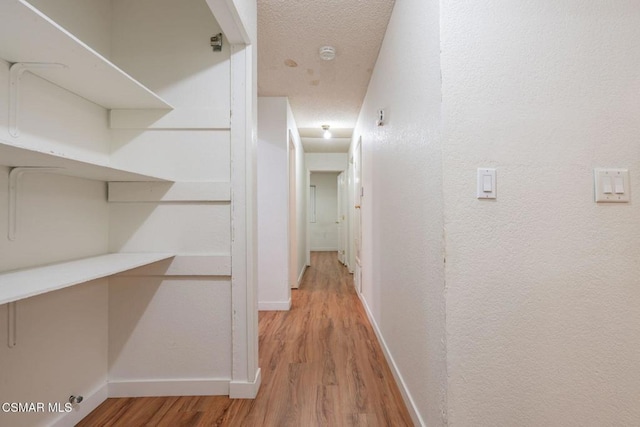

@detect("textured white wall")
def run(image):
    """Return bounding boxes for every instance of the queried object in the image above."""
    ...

[441,2,640,425]
[310,172,339,251]
[350,0,446,425]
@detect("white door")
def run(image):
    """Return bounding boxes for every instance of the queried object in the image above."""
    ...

[337,172,347,264]
[288,136,298,289]
[353,138,362,293]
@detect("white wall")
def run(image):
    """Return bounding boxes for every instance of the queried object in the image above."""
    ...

[349,0,446,425]
[305,153,348,172]
[257,97,289,309]
[28,0,112,58]
[310,172,339,251]
[355,1,640,426]
[441,2,640,425]
[288,105,308,284]
[257,96,305,310]
[108,0,233,388]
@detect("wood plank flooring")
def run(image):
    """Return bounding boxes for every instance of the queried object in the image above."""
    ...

[77,252,413,426]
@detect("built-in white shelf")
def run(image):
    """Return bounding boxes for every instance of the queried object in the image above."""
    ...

[0,0,172,110]
[0,253,175,305]
[0,140,171,182]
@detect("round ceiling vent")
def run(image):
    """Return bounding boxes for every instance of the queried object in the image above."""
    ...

[319,46,336,61]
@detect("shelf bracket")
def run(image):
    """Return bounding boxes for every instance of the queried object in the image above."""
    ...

[9,62,66,138]
[7,302,17,348]
[8,167,61,241]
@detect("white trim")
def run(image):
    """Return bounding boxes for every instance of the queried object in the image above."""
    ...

[306,169,311,266]
[229,42,259,394]
[357,292,426,427]
[108,379,229,398]
[297,264,307,287]
[309,247,339,252]
[258,298,291,311]
[50,383,108,427]
[229,368,261,398]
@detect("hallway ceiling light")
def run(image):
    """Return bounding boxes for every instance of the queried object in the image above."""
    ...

[322,124,331,139]
[319,46,336,61]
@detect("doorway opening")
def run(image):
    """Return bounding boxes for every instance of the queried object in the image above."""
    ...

[307,171,348,267]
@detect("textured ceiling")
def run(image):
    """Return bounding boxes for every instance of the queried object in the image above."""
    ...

[257,0,395,152]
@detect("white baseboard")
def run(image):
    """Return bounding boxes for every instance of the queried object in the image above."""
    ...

[310,247,338,251]
[51,382,108,427]
[357,293,426,427]
[258,298,291,311]
[229,368,262,398]
[296,265,307,287]
[108,378,230,398]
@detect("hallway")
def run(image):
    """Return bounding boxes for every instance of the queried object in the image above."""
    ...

[77,252,412,426]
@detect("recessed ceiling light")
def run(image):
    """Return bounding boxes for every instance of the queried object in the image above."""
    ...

[319,46,336,61]
[322,124,331,139]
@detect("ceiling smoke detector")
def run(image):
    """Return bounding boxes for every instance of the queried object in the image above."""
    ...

[319,46,336,61]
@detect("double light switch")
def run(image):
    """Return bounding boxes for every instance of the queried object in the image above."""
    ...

[594,169,630,203]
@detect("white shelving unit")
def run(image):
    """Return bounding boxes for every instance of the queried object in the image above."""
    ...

[0,253,175,305]
[0,0,172,110]
[0,139,170,182]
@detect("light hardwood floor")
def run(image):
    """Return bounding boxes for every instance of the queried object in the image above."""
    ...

[77,252,413,426]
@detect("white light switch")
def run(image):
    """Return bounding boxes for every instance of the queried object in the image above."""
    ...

[614,176,625,194]
[483,175,493,192]
[477,168,496,199]
[594,169,630,203]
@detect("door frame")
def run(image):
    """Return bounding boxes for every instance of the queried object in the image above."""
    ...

[306,168,347,266]
[288,132,298,289]
[337,171,347,265]
[352,137,363,293]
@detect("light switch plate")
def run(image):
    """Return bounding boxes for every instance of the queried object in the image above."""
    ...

[477,168,496,199]
[594,168,630,203]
